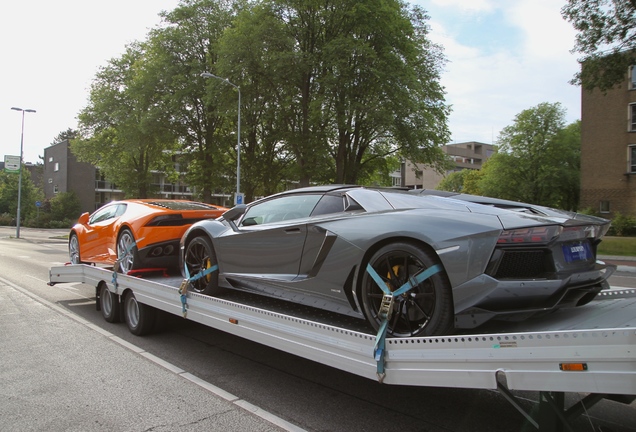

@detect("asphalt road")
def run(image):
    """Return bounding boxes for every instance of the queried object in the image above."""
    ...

[1,227,635,432]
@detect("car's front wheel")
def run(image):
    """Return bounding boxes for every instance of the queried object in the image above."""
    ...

[69,233,83,264]
[183,236,223,296]
[360,242,454,337]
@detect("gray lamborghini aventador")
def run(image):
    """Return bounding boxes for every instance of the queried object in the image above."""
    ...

[180,185,614,337]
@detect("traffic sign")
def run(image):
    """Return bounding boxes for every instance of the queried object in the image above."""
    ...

[4,155,20,173]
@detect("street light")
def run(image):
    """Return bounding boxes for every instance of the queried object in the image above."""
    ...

[200,72,242,204]
[11,107,35,238]
[11,107,36,239]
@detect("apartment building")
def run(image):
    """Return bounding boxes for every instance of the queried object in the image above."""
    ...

[43,140,101,214]
[42,140,226,214]
[395,141,495,189]
[580,66,636,217]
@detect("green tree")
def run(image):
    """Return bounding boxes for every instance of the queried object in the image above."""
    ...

[436,170,464,193]
[211,0,293,200]
[323,1,450,185]
[562,0,636,91]
[0,167,43,225]
[72,0,451,199]
[218,0,450,189]
[145,0,238,202]
[436,169,484,195]
[74,42,178,198]
[461,169,484,195]
[49,191,82,221]
[51,129,79,145]
[478,103,580,209]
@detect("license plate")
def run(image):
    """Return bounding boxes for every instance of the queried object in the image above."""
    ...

[562,242,592,263]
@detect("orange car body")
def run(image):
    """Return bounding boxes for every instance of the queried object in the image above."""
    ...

[69,199,228,270]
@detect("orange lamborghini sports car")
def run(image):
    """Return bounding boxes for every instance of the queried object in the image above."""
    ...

[69,199,228,273]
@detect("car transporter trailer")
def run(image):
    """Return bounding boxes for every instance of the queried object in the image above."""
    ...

[48,264,636,432]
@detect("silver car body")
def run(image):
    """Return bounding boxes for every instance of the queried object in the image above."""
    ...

[180,185,614,330]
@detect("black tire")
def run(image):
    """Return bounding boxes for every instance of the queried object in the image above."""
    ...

[183,236,223,296]
[99,283,120,323]
[69,233,84,264]
[123,291,156,336]
[117,228,140,274]
[360,242,454,337]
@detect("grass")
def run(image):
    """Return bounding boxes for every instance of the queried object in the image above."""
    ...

[598,236,636,257]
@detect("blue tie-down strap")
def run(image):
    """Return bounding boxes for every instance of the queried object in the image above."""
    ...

[366,263,442,382]
[180,264,219,318]
[109,237,145,292]
[111,270,119,293]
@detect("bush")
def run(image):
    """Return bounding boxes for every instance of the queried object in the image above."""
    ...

[24,213,52,228]
[48,219,74,229]
[608,212,636,237]
[0,213,14,226]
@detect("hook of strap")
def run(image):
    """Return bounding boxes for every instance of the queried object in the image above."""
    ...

[179,263,219,318]
[366,263,442,383]
[109,237,145,294]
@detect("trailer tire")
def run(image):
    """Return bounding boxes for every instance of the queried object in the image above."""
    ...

[123,291,156,336]
[100,283,120,323]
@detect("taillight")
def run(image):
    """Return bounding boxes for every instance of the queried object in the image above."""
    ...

[560,225,606,241]
[497,226,562,245]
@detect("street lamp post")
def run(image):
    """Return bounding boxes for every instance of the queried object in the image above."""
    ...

[10,107,36,239]
[200,72,242,204]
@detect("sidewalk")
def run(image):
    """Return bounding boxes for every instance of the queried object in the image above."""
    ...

[599,255,636,273]
[0,276,295,432]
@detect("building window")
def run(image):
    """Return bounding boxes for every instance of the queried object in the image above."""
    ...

[631,65,636,90]
[630,145,636,173]
[53,185,59,194]
[48,156,53,162]
[48,178,53,184]
[599,201,610,214]
[54,162,59,172]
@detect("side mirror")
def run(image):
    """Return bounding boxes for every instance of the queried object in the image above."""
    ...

[221,204,247,232]
[221,204,247,221]
[78,212,90,225]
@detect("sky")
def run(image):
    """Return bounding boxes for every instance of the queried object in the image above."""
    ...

[0,0,580,164]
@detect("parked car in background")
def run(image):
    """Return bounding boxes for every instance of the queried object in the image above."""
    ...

[180,185,614,337]
[69,199,228,273]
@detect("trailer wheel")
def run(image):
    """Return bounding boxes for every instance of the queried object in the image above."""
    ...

[100,283,120,323]
[123,291,156,336]
[183,236,224,296]
[360,242,454,337]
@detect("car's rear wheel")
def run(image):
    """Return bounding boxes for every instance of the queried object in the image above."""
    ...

[123,291,156,336]
[99,283,120,323]
[117,228,139,274]
[183,236,223,296]
[360,242,454,337]
[69,233,83,264]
